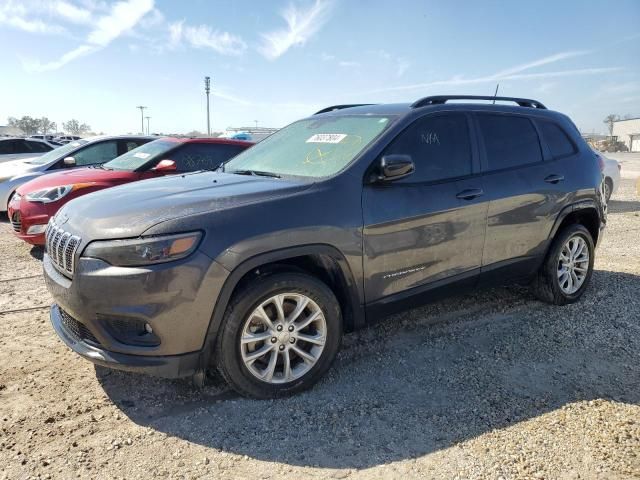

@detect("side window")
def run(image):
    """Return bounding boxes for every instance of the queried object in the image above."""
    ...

[477,114,542,171]
[25,141,52,153]
[383,113,472,183]
[0,141,15,154]
[72,141,118,166]
[170,143,247,171]
[118,139,149,156]
[538,120,576,158]
[12,140,32,154]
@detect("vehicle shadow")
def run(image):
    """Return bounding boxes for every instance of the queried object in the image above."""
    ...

[96,269,640,469]
[29,245,44,260]
[607,199,640,214]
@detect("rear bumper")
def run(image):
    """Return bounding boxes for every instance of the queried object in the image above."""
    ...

[50,304,201,378]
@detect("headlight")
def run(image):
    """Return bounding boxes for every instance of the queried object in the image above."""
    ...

[25,183,94,203]
[83,232,202,267]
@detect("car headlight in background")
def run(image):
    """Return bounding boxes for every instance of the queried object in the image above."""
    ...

[25,183,95,203]
[83,232,202,267]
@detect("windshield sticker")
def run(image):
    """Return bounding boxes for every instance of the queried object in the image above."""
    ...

[306,134,347,144]
[133,152,151,159]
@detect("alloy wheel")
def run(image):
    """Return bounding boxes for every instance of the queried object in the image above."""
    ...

[557,235,589,295]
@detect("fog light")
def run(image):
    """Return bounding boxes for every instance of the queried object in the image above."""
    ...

[27,224,47,235]
[144,323,153,334]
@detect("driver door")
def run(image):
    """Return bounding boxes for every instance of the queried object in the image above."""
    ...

[362,112,487,304]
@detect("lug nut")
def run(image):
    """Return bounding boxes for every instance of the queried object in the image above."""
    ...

[276,325,283,331]
[279,345,285,351]
[271,337,277,343]
[288,325,294,332]
[289,338,296,344]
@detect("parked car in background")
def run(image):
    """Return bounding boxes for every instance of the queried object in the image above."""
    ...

[54,136,82,144]
[42,95,605,398]
[592,147,620,202]
[0,137,55,163]
[0,135,153,213]
[9,137,252,244]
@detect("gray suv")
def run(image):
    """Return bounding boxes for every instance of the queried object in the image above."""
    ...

[43,96,605,398]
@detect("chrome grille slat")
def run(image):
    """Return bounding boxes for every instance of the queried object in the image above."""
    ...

[10,212,21,232]
[44,220,81,277]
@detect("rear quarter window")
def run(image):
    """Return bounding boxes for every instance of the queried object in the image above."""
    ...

[477,114,542,171]
[538,120,576,158]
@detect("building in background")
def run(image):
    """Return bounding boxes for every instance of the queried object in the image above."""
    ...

[612,118,640,152]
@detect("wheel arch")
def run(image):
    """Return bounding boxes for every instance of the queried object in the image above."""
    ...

[201,244,364,367]
[547,201,603,250]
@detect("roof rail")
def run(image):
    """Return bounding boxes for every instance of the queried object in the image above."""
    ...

[314,104,376,115]
[411,95,547,110]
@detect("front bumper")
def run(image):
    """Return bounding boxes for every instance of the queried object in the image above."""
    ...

[7,196,53,245]
[50,304,201,377]
[43,250,229,378]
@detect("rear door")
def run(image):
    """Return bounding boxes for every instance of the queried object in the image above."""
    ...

[363,112,487,302]
[475,113,567,282]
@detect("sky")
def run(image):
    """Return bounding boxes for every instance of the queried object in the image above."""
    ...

[0,0,639,135]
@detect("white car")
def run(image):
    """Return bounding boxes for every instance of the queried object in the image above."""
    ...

[592,148,621,202]
[0,137,55,163]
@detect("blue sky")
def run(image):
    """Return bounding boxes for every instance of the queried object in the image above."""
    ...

[0,0,639,135]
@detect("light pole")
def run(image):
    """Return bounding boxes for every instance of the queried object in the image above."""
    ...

[254,120,258,128]
[204,76,211,136]
[145,116,151,135]
[136,106,146,134]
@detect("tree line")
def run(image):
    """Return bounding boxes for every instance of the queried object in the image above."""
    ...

[7,116,91,136]
[603,113,636,136]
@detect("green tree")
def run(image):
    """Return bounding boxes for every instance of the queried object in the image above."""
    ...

[39,117,57,135]
[63,119,91,136]
[7,116,41,135]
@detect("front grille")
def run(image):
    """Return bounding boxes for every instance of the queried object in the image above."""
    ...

[59,308,100,346]
[45,221,81,276]
[10,212,21,232]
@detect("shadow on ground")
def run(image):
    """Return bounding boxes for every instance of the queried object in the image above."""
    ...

[608,199,640,214]
[97,270,640,469]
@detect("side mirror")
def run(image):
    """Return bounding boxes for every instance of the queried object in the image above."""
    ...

[63,156,76,166]
[376,154,414,182]
[152,159,177,173]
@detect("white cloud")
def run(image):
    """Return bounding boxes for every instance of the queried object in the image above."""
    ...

[0,1,66,34]
[51,1,93,24]
[258,0,333,60]
[168,21,247,56]
[25,0,155,72]
[396,58,410,77]
[492,50,591,78]
[339,60,360,68]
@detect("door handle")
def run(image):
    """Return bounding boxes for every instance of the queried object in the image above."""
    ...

[544,174,565,184]
[456,188,484,200]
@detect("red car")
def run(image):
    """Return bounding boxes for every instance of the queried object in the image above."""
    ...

[8,137,252,245]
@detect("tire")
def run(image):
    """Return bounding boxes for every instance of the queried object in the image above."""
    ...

[604,177,613,203]
[532,224,595,305]
[215,272,343,399]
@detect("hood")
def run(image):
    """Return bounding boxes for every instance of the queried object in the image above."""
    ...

[0,159,42,178]
[16,167,137,194]
[57,172,311,240]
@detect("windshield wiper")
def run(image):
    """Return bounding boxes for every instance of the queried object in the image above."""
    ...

[229,169,281,178]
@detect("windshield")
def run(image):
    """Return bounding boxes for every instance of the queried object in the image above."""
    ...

[28,140,88,164]
[223,115,392,178]
[104,139,177,171]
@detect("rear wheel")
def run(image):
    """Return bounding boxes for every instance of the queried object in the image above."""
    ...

[215,272,342,399]
[603,177,613,203]
[532,224,595,305]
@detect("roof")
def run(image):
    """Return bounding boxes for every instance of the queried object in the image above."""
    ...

[163,137,254,146]
[613,117,640,123]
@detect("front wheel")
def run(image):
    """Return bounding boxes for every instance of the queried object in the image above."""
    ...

[215,272,342,399]
[532,224,595,305]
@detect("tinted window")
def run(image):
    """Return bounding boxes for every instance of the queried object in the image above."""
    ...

[72,140,118,166]
[539,120,575,158]
[25,140,52,153]
[172,143,248,171]
[384,113,472,182]
[0,140,15,154]
[477,114,542,171]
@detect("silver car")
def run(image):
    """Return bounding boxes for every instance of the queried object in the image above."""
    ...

[0,135,153,211]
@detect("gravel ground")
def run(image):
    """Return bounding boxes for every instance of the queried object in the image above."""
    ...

[0,155,639,480]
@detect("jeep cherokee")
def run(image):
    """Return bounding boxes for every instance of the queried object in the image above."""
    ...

[43,95,606,398]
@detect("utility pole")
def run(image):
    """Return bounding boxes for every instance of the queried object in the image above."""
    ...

[204,76,211,136]
[145,116,151,135]
[136,106,146,134]
[254,120,258,128]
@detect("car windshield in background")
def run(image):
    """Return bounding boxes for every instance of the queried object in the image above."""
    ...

[104,140,177,171]
[224,116,393,178]
[28,140,88,164]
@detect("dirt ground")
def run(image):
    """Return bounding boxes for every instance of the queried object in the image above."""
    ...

[0,155,639,480]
